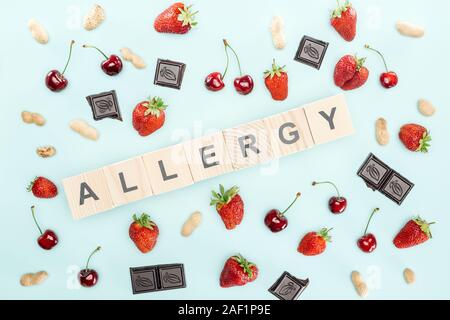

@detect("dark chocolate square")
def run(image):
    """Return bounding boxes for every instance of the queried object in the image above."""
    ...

[357,153,391,190]
[154,59,186,89]
[268,271,309,300]
[380,172,414,205]
[294,36,329,70]
[86,90,122,121]
[158,264,186,290]
[130,266,158,294]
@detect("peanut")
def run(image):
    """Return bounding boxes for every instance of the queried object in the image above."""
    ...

[403,268,415,284]
[396,21,425,38]
[375,117,389,145]
[418,99,435,116]
[270,16,286,49]
[21,111,46,126]
[20,271,48,286]
[28,19,49,44]
[120,47,146,69]
[351,271,368,298]
[83,4,105,31]
[70,119,99,141]
[181,211,202,237]
[36,146,56,158]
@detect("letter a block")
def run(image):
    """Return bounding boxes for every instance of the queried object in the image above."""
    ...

[62,169,114,220]
[223,119,275,170]
[303,94,354,145]
[141,144,194,195]
[103,157,153,207]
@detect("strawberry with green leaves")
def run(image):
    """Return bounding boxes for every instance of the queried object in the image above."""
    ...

[129,213,159,253]
[393,217,435,249]
[154,3,198,34]
[264,59,288,101]
[132,96,167,137]
[27,176,58,199]
[220,254,258,288]
[399,124,431,153]
[210,185,244,230]
[334,55,368,90]
[297,228,332,256]
[331,0,357,41]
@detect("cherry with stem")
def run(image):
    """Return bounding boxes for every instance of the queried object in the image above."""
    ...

[312,181,347,214]
[78,246,102,287]
[357,208,380,253]
[223,39,254,95]
[264,192,301,232]
[83,44,123,76]
[45,40,75,92]
[365,44,398,89]
[31,205,58,250]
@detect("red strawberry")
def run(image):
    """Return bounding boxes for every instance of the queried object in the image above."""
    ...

[27,177,58,198]
[264,59,288,101]
[210,185,244,230]
[331,0,357,41]
[129,213,159,253]
[334,55,368,90]
[132,97,167,137]
[297,228,332,256]
[154,3,198,34]
[399,124,431,153]
[220,254,258,288]
[393,217,435,249]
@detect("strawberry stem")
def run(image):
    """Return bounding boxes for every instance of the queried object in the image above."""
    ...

[30,205,43,235]
[281,192,301,215]
[62,40,75,75]
[364,44,389,72]
[312,181,341,199]
[223,39,242,76]
[85,246,101,271]
[83,44,108,60]
[363,208,379,235]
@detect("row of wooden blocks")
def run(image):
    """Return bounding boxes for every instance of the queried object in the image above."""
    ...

[63,94,354,220]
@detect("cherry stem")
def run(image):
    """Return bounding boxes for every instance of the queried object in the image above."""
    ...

[223,39,242,76]
[363,208,379,235]
[30,205,43,235]
[85,246,101,271]
[222,39,230,79]
[364,44,389,72]
[83,44,108,60]
[281,192,301,215]
[312,181,341,199]
[62,40,75,75]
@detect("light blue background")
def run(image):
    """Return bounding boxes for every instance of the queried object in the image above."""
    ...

[0,0,448,300]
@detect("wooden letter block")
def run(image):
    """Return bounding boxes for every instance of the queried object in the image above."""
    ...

[183,132,235,182]
[103,157,153,207]
[141,144,194,195]
[223,119,275,170]
[303,94,354,145]
[62,169,114,220]
[264,108,314,158]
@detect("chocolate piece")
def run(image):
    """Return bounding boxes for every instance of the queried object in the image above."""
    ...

[130,264,185,294]
[380,172,414,205]
[357,153,414,205]
[154,59,186,89]
[86,90,122,121]
[268,271,309,300]
[294,36,329,70]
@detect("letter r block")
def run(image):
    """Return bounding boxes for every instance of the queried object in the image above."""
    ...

[141,144,194,195]
[263,108,314,158]
[103,157,153,207]
[183,132,235,182]
[303,94,355,145]
[62,169,114,220]
[222,119,275,170]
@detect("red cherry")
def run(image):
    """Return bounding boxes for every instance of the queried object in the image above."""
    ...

[78,246,101,287]
[234,75,254,95]
[365,44,398,89]
[45,40,75,92]
[380,71,398,88]
[31,205,58,250]
[312,181,347,214]
[205,72,225,91]
[264,192,301,232]
[357,208,380,253]
[83,45,123,76]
